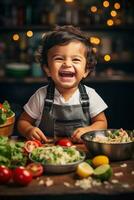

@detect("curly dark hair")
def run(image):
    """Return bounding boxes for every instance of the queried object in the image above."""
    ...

[36,25,97,73]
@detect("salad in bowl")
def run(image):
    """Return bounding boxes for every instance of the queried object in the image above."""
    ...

[0,101,15,136]
[29,145,85,173]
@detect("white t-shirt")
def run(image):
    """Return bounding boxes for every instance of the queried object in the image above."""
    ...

[24,85,108,126]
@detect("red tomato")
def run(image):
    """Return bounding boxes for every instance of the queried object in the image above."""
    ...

[56,138,72,147]
[0,165,12,184]
[0,103,6,112]
[0,103,3,109]
[32,139,42,147]
[26,163,44,178]
[13,167,32,186]
[24,140,40,153]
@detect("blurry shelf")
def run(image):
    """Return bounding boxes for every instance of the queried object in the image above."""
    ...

[0,25,134,33]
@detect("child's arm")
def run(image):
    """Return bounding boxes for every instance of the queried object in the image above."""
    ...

[17,111,48,142]
[71,112,107,141]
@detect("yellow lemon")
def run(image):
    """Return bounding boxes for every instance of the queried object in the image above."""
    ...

[92,155,109,167]
[76,162,94,178]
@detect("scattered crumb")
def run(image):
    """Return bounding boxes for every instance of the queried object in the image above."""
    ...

[114,172,123,177]
[38,179,45,185]
[45,177,54,187]
[75,178,92,190]
[92,179,102,186]
[120,163,127,168]
[75,177,101,190]
[122,184,130,188]
[64,182,72,187]
[111,179,119,184]
[105,184,113,189]
[103,181,110,185]
[131,171,134,175]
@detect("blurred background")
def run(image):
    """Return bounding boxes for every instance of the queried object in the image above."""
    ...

[0,0,134,134]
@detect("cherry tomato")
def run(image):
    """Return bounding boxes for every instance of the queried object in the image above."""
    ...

[56,138,72,147]
[24,140,40,153]
[0,165,12,184]
[0,103,3,109]
[0,103,6,112]
[26,163,44,178]
[13,167,32,186]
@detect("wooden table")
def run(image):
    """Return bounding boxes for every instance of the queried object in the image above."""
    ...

[0,144,133,200]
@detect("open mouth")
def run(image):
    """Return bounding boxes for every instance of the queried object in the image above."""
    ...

[59,71,75,77]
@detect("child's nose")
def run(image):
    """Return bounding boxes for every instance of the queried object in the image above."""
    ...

[63,59,72,67]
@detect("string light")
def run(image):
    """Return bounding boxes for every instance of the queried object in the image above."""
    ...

[103,1,110,8]
[104,54,111,62]
[90,6,97,13]
[12,34,20,41]
[90,37,100,45]
[107,19,114,26]
[26,30,33,38]
[110,10,117,17]
[114,2,120,10]
[115,19,122,25]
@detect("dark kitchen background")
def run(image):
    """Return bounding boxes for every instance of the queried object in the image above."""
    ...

[0,0,134,135]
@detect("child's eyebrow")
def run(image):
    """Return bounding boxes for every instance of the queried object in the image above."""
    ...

[52,54,83,58]
[51,54,63,58]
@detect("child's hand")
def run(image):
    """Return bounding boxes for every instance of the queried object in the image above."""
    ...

[26,126,48,142]
[71,127,89,143]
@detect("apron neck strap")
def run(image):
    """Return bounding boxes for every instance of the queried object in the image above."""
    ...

[44,80,55,113]
[78,83,89,113]
[44,82,89,113]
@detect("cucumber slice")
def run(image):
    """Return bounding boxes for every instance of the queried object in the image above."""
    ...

[94,164,112,181]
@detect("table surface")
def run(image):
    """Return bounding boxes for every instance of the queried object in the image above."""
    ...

[0,144,134,200]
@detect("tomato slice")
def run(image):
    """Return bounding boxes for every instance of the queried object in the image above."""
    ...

[26,163,44,178]
[24,140,40,153]
[32,139,42,147]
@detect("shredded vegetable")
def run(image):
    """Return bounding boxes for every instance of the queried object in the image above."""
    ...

[30,146,84,165]
[92,129,133,143]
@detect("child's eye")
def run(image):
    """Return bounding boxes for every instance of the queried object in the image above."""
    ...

[73,58,81,62]
[54,57,63,60]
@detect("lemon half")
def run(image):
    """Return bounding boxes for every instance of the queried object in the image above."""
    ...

[76,162,94,178]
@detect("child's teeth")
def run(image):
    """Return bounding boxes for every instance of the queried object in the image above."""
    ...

[59,71,74,77]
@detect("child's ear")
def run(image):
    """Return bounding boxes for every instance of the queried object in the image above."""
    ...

[83,69,90,78]
[43,65,51,77]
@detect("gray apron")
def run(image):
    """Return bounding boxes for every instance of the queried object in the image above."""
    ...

[39,81,90,137]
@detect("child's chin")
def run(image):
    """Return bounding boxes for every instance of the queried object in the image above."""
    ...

[59,82,76,88]
[59,76,75,82]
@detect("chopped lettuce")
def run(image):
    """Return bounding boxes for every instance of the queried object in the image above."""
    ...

[0,136,28,168]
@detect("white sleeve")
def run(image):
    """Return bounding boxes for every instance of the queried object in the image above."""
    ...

[85,86,108,118]
[23,86,47,120]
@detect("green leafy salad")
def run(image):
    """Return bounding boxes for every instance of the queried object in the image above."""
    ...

[30,145,85,165]
[0,100,14,125]
[0,136,28,168]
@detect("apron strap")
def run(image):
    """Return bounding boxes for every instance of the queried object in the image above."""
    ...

[78,83,89,113]
[44,80,55,113]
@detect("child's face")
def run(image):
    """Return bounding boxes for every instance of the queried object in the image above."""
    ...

[44,41,89,90]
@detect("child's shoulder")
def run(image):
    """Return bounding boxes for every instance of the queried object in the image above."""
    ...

[83,84,95,94]
[34,85,48,96]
